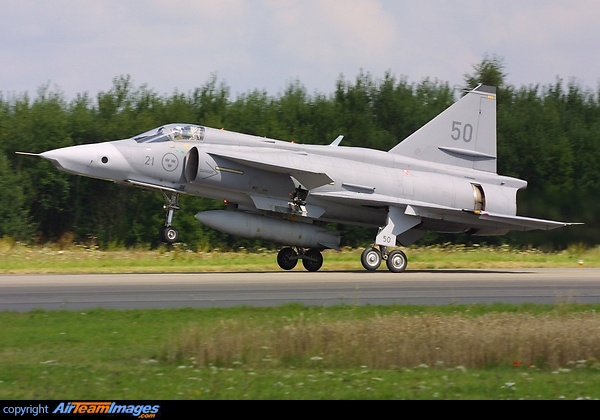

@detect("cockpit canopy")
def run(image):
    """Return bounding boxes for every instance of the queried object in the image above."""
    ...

[133,124,206,143]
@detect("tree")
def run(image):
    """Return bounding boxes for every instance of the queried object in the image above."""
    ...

[463,54,507,90]
[2,64,598,249]
[0,153,34,241]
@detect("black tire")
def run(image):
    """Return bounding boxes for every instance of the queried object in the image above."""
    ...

[277,247,298,270]
[302,249,323,272]
[361,247,382,271]
[386,250,408,273]
[160,226,179,244]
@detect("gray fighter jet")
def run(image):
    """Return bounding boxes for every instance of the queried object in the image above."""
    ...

[18,85,579,272]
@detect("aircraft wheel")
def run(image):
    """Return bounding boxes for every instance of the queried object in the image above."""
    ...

[302,249,323,272]
[386,250,408,273]
[361,247,382,271]
[159,226,179,244]
[277,247,298,270]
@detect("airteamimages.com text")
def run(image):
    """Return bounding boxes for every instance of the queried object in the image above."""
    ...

[3,402,161,417]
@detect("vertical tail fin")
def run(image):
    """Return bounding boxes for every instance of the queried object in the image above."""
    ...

[389,85,497,173]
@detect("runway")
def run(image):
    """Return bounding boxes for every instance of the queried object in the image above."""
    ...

[1,269,599,311]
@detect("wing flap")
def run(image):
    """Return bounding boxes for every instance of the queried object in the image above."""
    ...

[474,211,581,231]
[311,191,579,232]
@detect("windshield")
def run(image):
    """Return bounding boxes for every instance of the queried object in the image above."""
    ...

[134,124,205,143]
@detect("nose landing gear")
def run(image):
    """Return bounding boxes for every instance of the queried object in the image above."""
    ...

[159,192,180,244]
[159,225,179,243]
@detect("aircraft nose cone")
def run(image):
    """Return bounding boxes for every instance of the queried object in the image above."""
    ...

[41,145,95,175]
[41,142,131,181]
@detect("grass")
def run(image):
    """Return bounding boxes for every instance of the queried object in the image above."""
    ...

[0,239,598,274]
[2,239,600,399]
[2,305,600,400]
[166,310,600,370]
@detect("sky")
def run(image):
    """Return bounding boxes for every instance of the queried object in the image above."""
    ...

[2,0,600,100]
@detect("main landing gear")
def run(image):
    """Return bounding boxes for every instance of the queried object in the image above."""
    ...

[277,247,324,272]
[361,246,408,273]
[159,192,180,244]
[359,206,419,273]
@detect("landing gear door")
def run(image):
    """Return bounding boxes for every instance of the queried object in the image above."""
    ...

[376,206,421,247]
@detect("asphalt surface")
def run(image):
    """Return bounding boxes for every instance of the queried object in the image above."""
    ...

[1,268,599,311]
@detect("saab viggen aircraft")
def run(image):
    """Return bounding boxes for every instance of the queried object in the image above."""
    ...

[18,85,579,272]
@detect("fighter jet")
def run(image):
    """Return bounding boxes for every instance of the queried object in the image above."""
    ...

[17,85,579,272]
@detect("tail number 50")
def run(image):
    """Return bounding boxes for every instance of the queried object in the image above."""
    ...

[451,121,473,143]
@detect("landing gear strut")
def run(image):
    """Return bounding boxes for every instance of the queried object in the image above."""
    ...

[159,192,180,244]
[289,186,309,216]
[360,206,418,273]
[361,246,408,273]
[277,247,324,272]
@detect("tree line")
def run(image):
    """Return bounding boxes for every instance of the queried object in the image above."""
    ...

[0,58,597,250]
